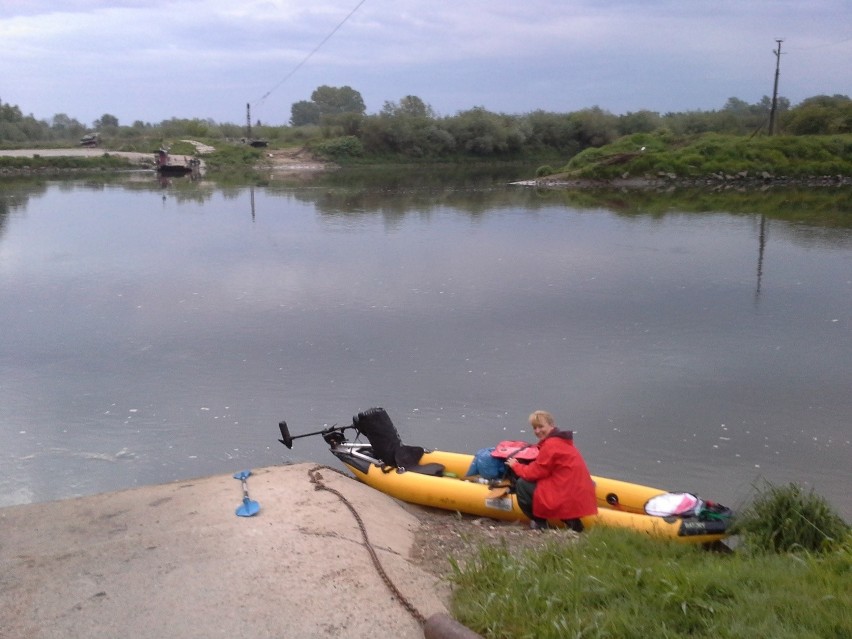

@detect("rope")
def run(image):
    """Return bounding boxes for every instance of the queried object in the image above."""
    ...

[307,464,426,626]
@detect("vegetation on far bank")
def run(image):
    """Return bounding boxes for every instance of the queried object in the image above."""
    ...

[3,90,851,170]
[541,131,852,182]
[202,144,264,172]
[0,153,138,172]
[449,482,850,639]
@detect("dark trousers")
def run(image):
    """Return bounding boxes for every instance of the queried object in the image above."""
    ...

[515,478,538,521]
[514,477,585,532]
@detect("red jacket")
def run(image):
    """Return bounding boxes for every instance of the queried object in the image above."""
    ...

[512,431,598,520]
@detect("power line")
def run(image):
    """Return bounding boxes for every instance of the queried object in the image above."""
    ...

[254,0,368,107]
[787,36,852,52]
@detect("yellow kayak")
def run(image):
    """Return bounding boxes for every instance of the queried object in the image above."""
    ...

[278,409,733,545]
[337,447,732,545]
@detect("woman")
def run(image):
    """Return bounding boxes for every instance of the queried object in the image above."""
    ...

[506,410,597,531]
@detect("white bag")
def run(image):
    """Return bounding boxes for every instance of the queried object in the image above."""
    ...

[644,492,704,517]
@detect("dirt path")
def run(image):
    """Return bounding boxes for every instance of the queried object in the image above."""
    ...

[258,147,329,173]
[0,148,157,163]
[0,140,213,163]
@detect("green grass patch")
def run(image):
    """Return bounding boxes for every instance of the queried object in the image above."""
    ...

[0,154,136,171]
[449,481,850,638]
[165,140,198,156]
[0,152,138,172]
[203,144,263,171]
[733,481,850,554]
[558,133,852,179]
[450,527,851,638]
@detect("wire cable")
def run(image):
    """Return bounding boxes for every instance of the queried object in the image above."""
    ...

[254,0,368,106]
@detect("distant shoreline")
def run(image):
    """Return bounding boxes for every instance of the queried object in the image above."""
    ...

[4,148,852,188]
[515,173,852,190]
[0,148,164,176]
[0,147,328,177]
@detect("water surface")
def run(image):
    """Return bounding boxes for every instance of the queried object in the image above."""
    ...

[1,175,850,520]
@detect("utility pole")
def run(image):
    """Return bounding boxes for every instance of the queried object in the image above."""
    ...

[768,39,783,136]
[246,103,252,140]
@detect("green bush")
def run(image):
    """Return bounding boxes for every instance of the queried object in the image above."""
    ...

[678,153,705,174]
[535,165,554,177]
[203,145,263,171]
[313,135,364,160]
[733,480,850,554]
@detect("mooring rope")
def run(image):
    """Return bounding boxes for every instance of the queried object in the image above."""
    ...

[307,464,426,626]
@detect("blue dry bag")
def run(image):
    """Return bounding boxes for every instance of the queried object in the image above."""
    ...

[465,447,507,480]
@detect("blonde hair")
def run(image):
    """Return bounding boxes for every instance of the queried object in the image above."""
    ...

[529,410,556,429]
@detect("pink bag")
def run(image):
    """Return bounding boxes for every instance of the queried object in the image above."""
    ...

[490,440,539,461]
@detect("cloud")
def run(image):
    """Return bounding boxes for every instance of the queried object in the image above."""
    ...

[1,1,850,125]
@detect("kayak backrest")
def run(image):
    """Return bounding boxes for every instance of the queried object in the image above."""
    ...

[353,407,425,468]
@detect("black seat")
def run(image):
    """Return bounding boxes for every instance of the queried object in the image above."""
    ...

[401,463,444,477]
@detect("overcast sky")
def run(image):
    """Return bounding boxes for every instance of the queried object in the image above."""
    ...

[2,0,850,128]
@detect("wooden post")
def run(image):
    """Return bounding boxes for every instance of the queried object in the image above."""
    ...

[768,39,783,136]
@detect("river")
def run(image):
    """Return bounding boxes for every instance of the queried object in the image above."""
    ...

[1,169,850,521]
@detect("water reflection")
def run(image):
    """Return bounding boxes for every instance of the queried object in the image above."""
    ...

[755,215,767,301]
[1,172,850,522]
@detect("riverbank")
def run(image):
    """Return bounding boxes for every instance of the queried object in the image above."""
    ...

[0,147,187,176]
[530,132,852,190]
[0,464,453,639]
[0,145,328,178]
[515,172,852,190]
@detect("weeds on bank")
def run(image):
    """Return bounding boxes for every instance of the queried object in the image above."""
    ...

[203,145,263,171]
[560,132,852,180]
[0,154,135,171]
[449,483,850,639]
[733,480,849,554]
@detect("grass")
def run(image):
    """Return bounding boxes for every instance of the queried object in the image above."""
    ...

[732,481,850,554]
[202,144,264,174]
[165,140,198,156]
[557,132,852,180]
[0,153,136,171]
[449,483,850,639]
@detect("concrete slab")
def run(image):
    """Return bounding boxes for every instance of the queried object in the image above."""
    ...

[0,464,450,639]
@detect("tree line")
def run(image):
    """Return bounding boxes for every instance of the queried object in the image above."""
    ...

[2,89,851,161]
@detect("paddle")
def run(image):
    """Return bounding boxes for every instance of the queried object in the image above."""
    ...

[233,470,260,517]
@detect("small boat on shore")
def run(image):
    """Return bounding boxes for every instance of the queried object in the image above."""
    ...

[155,148,199,176]
[278,408,733,545]
[79,133,99,148]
